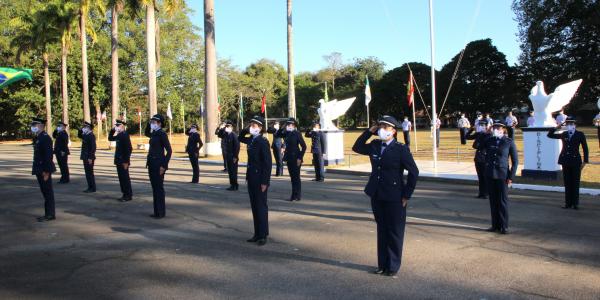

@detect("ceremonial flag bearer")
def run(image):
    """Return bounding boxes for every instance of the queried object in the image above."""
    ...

[352,115,419,277]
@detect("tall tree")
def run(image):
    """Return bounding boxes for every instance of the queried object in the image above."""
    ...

[322,52,343,95]
[286,0,296,118]
[108,0,124,125]
[204,0,219,154]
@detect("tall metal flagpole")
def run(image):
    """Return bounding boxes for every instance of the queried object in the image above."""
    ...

[429,0,438,169]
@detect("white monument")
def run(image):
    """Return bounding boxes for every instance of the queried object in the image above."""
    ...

[521,79,582,179]
[317,97,356,165]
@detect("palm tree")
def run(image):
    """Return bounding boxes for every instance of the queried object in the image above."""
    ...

[11,9,60,129]
[286,0,296,118]
[76,0,106,123]
[107,0,124,125]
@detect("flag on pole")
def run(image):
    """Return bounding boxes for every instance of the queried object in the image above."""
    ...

[166,102,173,120]
[239,93,244,120]
[365,75,372,106]
[217,96,221,112]
[261,95,266,114]
[0,67,32,90]
[407,71,415,107]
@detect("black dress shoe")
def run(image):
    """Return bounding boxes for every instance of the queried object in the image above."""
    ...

[256,238,267,246]
[83,189,96,193]
[562,205,572,209]
[371,268,385,275]
[500,228,509,234]
[246,236,259,243]
[383,271,398,277]
[226,186,236,191]
[37,216,55,222]
[485,227,498,232]
[221,169,228,172]
[318,179,324,182]
[477,195,487,199]
[149,214,164,219]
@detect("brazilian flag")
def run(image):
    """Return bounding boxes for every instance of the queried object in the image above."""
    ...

[0,67,33,90]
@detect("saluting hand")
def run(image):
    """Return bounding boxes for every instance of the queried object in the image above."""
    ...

[369,125,378,134]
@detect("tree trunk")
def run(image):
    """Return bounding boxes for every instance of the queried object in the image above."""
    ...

[287,0,296,119]
[146,3,158,116]
[61,45,69,126]
[111,6,120,124]
[204,0,219,154]
[80,10,91,123]
[95,102,102,138]
[43,52,52,129]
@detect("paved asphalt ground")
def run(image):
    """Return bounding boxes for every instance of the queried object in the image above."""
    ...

[0,143,599,300]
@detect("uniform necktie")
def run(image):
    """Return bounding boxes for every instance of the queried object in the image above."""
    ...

[381,143,387,155]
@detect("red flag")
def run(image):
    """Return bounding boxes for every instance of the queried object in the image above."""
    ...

[407,71,415,107]
[261,95,266,114]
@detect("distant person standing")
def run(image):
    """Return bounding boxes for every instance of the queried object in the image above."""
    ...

[504,111,518,139]
[547,117,589,210]
[52,121,70,183]
[484,113,493,128]
[527,111,535,127]
[218,121,240,191]
[457,114,470,145]
[484,121,518,234]
[185,124,203,184]
[108,120,133,202]
[305,121,326,182]
[593,112,600,148]
[215,121,231,172]
[466,119,490,199]
[78,121,96,193]
[31,117,57,222]
[401,116,412,147]
[267,121,284,176]
[474,114,483,127]
[276,118,306,201]
[555,110,567,126]
[145,114,172,219]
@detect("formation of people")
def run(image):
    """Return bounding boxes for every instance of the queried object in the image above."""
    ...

[26,108,592,275]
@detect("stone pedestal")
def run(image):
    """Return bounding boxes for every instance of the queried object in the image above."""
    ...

[322,129,345,165]
[521,127,562,179]
[204,141,222,156]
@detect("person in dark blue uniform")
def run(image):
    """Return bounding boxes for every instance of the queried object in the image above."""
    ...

[267,121,284,176]
[52,121,70,183]
[352,115,419,277]
[31,118,57,222]
[484,120,518,234]
[239,116,272,246]
[276,118,306,201]
[217,120,240,191]
[108,120,133,202]
[215,121,231,172]
[185,124,204,183]
[466,119,490,199]
[145,114,172,219]
[78,121,96,193]
[305,121,326,182]
[547,117,589,210]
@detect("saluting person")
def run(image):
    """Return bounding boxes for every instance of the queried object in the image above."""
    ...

[52,121,70,183]
[215,121,231,172]
[145,114,172,219]
[352,115,419,277]
[276,118,306,201]
[239,116,272,246]
[108,120,133,202]
[466,119,490,199]
[31,118,57,222]
[547,117,589,209]
[185,124,203,183]
[305,121,326,182]
[484,121,518,234]
[217,120,240,191]
[267,121,284,176]
[78,121,96,193]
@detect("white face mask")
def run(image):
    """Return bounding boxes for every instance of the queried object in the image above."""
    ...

[566,125,575,132]
[493,129,504,138]
[115,125,123,132]
[31,126,39,134]
[57,126,64,132]
[189,128,197,133]
[286,125,295,132]
[225,127,233,133]
[313,127,320,132]
[273,124,280,130]
[82,127,90,134]
[378,128,394,141]
[249,127,261,136]
[150,123,159,131]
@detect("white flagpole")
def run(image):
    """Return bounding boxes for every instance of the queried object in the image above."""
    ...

[429,0,438,169]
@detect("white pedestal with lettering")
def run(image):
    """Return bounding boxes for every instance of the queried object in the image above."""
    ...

[521,127,562,179]
[322,129,345,166]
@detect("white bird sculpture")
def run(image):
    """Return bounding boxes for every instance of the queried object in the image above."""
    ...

[317,97,356,130]
[529,79,582,127]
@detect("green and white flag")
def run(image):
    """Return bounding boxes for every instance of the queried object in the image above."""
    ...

[365,75,372,106]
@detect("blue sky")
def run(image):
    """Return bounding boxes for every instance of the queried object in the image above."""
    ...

[187,0,521,72]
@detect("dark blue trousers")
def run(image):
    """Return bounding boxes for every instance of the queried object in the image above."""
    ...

[403,131,410,147]
[36,173,55,217]
[56,153,69,182]
[371,196,407,273]
[460,128,469,145]
[83,159,96,191]
[312,153,324,180]
[475,161,488,197]
[272,147,284,176]
[148,165,166,217]
[188,153,200,183]
[226,157,238,187]
[116,164,132,198]
[562,165,581,207]
[487,177,509,230]
[248,184,269,238]
[287,159,301,199]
